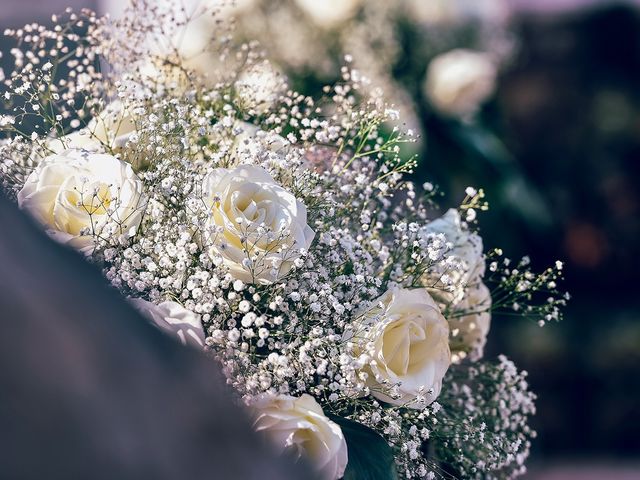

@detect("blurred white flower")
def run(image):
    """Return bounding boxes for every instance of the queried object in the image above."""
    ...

[294,0,362,28]
[405,0,510,27]
[424,49,497,119]
[100,0,256,82]
[235,60,286,114]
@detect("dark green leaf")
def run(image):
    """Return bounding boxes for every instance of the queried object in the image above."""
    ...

[329,415,399,480]
[452,123,512,167]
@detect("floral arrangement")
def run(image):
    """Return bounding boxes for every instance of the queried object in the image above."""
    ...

[0,3,567,479]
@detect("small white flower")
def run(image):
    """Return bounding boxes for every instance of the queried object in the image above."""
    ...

[425,49,497,119]
[465,208,477,222]
[228,329,241,342]
[238,300,251,313]
[465,186,478,197]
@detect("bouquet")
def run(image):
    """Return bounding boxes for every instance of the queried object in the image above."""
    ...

[0,3,567,479]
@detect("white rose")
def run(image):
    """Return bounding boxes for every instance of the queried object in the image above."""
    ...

[295,0,362,28]
[129,298,206,349]
[251,393,347,480]
[48,101,137,153]
[201,164,314,284]
[449,281,492,363]
[353,288,451,408]
[424,49,497,119]
[17,149,146,254]
[424,208,485,300]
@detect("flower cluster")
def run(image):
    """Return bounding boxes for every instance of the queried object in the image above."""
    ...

[0,4,566,479]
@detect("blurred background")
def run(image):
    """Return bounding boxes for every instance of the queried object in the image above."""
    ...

[1,0,639,478]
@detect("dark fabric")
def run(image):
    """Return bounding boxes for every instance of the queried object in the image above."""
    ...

[0,192,310,480]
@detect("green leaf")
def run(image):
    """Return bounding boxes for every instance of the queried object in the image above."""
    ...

[329,415,399,480]
[452,123,512,167]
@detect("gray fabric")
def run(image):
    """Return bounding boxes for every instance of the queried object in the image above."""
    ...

[0,191,311,480]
